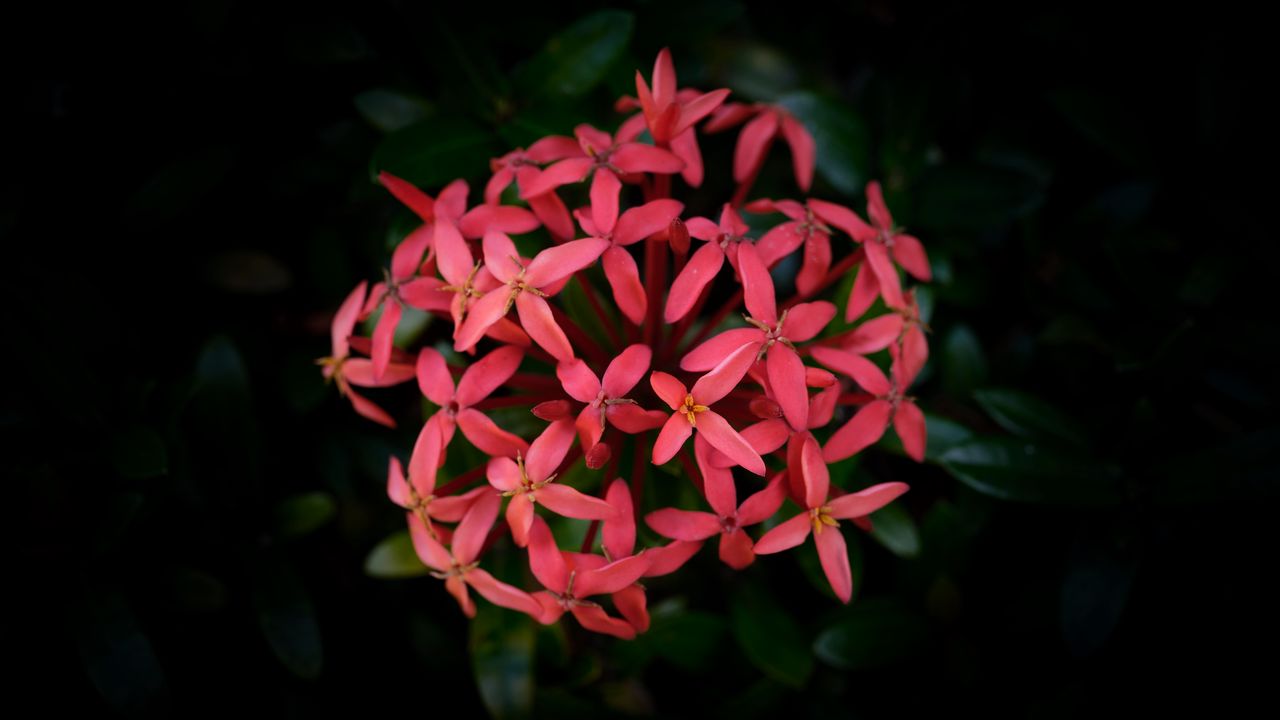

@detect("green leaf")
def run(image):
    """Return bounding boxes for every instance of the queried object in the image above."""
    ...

[354,88,432,133]
[364,530,429,579]
[776,91,870,195]
[275,492,337,540]
[973,387,1090,448]
[470,605,536,720]
[1061,521,1140,657]
[730,580,813,688]
[940,324,988,398]
[868,502,921,558]
[74,590,167,715]
[251,552,323,680]
[813,600,928,670]
[939,437,1123,506]
[515,10,634,99]
[109,425,168,479]
[370,116,498,188]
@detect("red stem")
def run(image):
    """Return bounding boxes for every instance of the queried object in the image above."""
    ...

[575,271,622,348]
[470,394,559,411]
[435,464,486,497]
[677,448,704,496]
[548,303,611,366]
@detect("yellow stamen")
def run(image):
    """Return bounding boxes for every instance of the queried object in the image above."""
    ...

[680,394,709,426]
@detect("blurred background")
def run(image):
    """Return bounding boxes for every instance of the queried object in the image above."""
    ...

[6,2,1277,716]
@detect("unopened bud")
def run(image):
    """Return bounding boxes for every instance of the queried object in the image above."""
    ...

[531,399,572,421]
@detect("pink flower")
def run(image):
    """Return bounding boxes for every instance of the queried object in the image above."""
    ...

[575,198,683,325]
[452,231,608,361]
[680,242,836,432]
[646,436,786,569]
[810,344,927,462]
[527,515,651,639]
[754,435,908,602]
[415,345,529,472]
[486,136,581,240]
[704,102,815,192]
[317,281,415,427]
[556,344,667,467]
[518,124,685,223]
[486,419,616,547]
[746,197,845,297]
[650,343,765,475]
[408,491,542,618]
[664,203,757,322]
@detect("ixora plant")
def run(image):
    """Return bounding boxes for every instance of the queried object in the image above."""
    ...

[324,49,932,639]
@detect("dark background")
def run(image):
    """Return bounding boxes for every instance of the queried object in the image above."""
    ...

[6,2,1277,716]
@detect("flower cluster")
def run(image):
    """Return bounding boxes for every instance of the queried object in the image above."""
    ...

[323,49,931,638]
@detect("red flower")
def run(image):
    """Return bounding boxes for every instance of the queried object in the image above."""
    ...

[556,344,668,466]
[316,281,415,427]
[811,344,928,462]
[704,102,816,192]
[754,435,908,602]
[650,343,765,475]
[574,198,683,325]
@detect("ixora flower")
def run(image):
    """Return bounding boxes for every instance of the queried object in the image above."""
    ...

[329,47,937,638]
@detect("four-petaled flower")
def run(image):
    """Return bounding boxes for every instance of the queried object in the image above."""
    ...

[556,344,668,467]
[317,281,416,427]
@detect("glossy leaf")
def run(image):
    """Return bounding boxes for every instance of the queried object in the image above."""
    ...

[939,437,1123,506]
[868,502,921,558]
[515,10,635,98]
[730,581,813,688]
[370,116,498,189]
[251,552,323,680]
[275,492,338,540]
[364,530,430,578]
[974,387,1090,448]
[813,601,929,670]
[471,601,536,720]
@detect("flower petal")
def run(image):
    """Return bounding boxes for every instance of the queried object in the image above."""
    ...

[810,347,891,396]
[614,199,684,246]
[371,301,402,381]
[814,525,853,603]
[865,180,893,230]
[457,408,529,458]
[390,225,433,282]
[525,418,576,484]
[527,516,568,593]
[459,204,540,239]
[652,412,692,465]
[345,387,397,428]
[671,127,704,187]
[456,345,524,407]
[575,554,650,597]
[691,342,759,406]
[780,114,816,192]
[795,231,832,297]
[893,400,927,462]
[556,359,601,403]
[645,508,721,541]
[649,372,688,410]
[451,491,500,565]
[516,292,574,363]
[809,199,876,243]
[664,243,724,323]
[465,568,542,617]
[507,493,535,548]
[452,288,511,353]
[644,540,702,576]
[379,171,435,222]
[681,329,764,373]
[695,434,737,517]
[738,474,788,525]
[823,399,893,463]
[697,410,766,476]
[408,512,451,572]
[767,343,809,433]
[651,47,676,108]
[753,513,812,554]
[415,348,454,407]
[845,261,880,322]
[433,218,474,287]
[408,414,445,497]
[612,143,684,174]
[536,483,616,520]
[673,88,731,136]
[525,238,609,289]
[782,301,836,343]
[519,157,592,199]
[738,241,778,326]
[569,604,635,639]
[602,246,647,325]
[486,456,522,492]
[864,240,905,310]
[799,434,830,509]
[843,314,904,354]
[331,281,367,358]
[606,404,668,433]
[828,481,910,520]
[344,358,415,388]
[733,110,779,183]
[602,344,652,398]
[612,584,650,633]
[481,231,523,285]
[603,479,635,560]
[590,168,622,235]
[718,528,756,569]
[386,456,411,508]
[892,233,931,281]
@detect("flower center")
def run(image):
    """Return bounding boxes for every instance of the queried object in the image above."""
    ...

[810,506,838,534]
[680,394,710,426]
